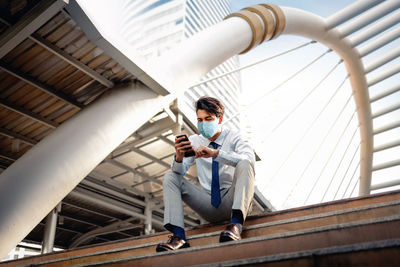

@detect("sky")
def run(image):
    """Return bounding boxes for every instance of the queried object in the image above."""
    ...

[77,0,400,210]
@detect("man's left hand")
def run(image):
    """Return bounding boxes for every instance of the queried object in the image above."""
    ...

[195,146,219,158]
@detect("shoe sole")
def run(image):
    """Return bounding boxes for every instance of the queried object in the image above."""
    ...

[219,233,240,243]
[156,243,190,252]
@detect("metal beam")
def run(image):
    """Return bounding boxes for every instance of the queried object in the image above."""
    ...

[132,147,197,181]
[112,117,176,156]
[373,120,400,135]
[0,98,58,128]
[106,159,163,186]
[0,0,66,58]
[30,33,114,88]
[0,127,37,145]
[374,139,400,153]
[65,0,169,96]
[0,60,83,109]
[69,188,165,229]
[0,150,18,161]
[70,218,141,248]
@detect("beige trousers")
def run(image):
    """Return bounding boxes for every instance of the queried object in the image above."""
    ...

[163,159,255,229]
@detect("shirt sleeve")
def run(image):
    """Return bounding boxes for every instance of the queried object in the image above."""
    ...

[171,154,195,175]
[215,132,255,167]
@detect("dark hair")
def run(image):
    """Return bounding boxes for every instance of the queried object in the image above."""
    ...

[195,96,225,117]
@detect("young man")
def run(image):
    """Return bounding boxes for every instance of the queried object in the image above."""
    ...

[156,96,255,252]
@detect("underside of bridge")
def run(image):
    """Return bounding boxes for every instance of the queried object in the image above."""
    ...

[0,0,272,253]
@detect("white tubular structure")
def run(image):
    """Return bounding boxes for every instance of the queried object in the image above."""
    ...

[280,8,373,195]
[0,2,375,258]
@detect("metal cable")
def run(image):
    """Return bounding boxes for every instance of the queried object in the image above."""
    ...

[303,110,357,205]
[190,41,316,88]
[281,91,354,206]
[350,177,360,197]
[320,124,359,202]
[342,161,360,199]
[262,76,349,191]
[270,59,343,135]
[333,143,360,200]
[223,48,331,125]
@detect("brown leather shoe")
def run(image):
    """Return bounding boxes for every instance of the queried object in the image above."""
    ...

[219,224,242,243]
[156,235,190,252]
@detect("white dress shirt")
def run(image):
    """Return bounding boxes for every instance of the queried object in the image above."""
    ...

[171,128,255,192]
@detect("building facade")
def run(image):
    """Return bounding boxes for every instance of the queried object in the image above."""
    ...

[121,0,242,130]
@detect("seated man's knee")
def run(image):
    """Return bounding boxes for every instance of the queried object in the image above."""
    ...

[163,171,181,187]
[237,158,254,169]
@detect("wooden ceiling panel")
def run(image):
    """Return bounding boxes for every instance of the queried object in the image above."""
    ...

[64,34,89,55]
[64,74,92,95]
[36,12,68,37]
[2,38,35,64]
[39,99,67,117]
[28,94,54,111]
[25,124,48,140]
[72,41,96,60]
[11,117,35,133]
[54,107,79,124]
[56,26,83,50]
[9,43,46,69]
[6,83,36,103]
[80,47,103,64]
[0,76,24,98]
[46,19,76,43]
[46,64,76,87]
[19,121,47,136]
[14,88,43,108]
[38,59,69,83]
[19,47,53,75]
[29,53,60,78]
[0,110,22,127]
[54,69,86,91]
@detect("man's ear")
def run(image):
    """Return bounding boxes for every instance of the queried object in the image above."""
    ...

[219,115,223,124]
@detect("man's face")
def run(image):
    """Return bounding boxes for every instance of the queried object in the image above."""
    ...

[196,109,223,124]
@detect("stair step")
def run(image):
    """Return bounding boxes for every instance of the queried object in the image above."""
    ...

[29,199,400,266]
[193,239,400,267]
[2,189,400,267]
[51,215,400,266]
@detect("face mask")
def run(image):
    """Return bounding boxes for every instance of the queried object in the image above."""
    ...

[198,119,219,138]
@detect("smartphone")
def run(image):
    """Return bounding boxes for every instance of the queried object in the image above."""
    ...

[176,134,195,157]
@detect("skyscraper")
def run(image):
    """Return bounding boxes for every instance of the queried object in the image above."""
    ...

[121,0,242,130]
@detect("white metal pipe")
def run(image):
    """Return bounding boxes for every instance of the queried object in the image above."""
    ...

[365,46,400,73]
[374,139,400,152]
[339,0,400,37]
[368,64,400,87]
[370,83,400,103]
[350,10,400,47]
[41,205,59,254]
[372,102,400,119]
[326,0,384,29]
[359,27,400,57]
[148,16,252,92]
[282,7,373,196]
[0,83,174,258]
[371,179,400,191]
[0,6,257,258]
[373,120,400,135]
[372,159,400,171]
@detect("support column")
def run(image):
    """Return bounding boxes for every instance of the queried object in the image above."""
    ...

[41,203,61,254]
[144,201,152,235]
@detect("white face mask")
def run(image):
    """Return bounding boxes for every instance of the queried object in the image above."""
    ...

[197,119,219,138]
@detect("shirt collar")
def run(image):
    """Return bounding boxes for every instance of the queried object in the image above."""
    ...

[209,128,228,147]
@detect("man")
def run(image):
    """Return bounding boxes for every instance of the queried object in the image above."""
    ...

[156,96,255,252]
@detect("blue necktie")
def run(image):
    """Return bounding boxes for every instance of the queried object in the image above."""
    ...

[210,142,221,208]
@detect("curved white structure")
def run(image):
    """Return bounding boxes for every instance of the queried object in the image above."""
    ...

[0,2,376,258]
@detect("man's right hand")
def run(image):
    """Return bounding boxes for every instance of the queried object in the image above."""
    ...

[174,136,194,163]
